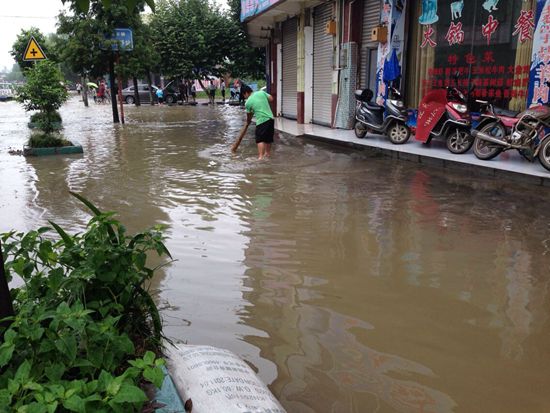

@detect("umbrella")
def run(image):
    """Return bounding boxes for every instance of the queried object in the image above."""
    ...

[87,82,98,89]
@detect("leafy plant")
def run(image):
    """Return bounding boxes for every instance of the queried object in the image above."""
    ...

[28,132,71,148]
[16,61,69,136]
[0,193,170,412]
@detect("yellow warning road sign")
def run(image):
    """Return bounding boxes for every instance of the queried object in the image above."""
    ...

[23,37,47,61]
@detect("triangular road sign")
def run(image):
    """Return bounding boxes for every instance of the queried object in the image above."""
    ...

[23,37,47,61]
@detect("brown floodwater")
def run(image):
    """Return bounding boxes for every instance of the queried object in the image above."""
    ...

[1,97,550,412]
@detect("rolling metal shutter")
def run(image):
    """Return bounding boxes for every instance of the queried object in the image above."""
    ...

[360,0,381,90]
[313,3,334,126]
[282,18,298,119]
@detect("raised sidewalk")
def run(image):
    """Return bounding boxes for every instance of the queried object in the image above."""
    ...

[275,117,550,187]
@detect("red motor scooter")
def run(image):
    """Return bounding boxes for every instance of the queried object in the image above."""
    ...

[416,76,473,154]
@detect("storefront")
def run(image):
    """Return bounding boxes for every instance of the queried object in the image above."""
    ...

[360,0,381,91]
[405,0,536,111]
[313,2,335,126]
[281,18,298,119]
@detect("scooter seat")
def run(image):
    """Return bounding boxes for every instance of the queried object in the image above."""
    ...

[494,107,520,118]
[365,102,384,112]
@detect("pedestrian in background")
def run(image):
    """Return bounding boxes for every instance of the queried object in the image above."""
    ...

[156,87,164,105]
[76,82,82,95]
[208,80,216,104]
[97,80,105,103]
[179,81,188,103]
[239,80,247,105]
[220,80,226,102]
[190,83,196,102]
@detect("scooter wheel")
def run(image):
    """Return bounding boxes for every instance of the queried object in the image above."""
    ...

[472,122,505,160]
[387,122,411,145]
[354,122,368,139]
[446,129,473,154]
[538,135,550,171]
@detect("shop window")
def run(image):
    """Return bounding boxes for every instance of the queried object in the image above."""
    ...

[406,0,534,110]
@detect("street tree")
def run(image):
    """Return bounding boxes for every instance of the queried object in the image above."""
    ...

[225,0,265,80]
[115,19,160,106]
[57,0,152,119]
[150,0,238,81]
[16,61,69,148]
[61,0,156,12]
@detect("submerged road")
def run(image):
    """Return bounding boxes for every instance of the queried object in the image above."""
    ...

[1,97,550,412]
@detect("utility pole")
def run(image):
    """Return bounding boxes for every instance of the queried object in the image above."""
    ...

[109,54,120,123]
[116,52,125,124]
[0,239,14,336]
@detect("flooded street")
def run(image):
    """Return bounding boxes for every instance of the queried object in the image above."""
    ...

[2,97,550,412]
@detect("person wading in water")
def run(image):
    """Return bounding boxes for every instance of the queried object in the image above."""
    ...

[231,85,275,160]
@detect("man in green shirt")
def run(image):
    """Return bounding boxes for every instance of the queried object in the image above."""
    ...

[243,86,275,160]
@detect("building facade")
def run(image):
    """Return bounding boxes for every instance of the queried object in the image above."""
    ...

[242,0,550,129]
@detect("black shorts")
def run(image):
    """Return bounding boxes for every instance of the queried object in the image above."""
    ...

[255,119,274,144]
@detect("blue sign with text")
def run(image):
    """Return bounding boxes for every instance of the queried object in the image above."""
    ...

[107,28,133,51]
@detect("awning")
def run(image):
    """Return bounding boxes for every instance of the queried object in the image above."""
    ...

[244,0,329,47]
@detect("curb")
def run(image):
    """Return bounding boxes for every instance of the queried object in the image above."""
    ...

[275,125,550,187]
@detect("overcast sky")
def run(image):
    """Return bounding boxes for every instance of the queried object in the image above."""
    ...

[0,0,228,71]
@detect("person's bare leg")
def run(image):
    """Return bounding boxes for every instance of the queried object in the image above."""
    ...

[265,143,272,157]
[257,143,266,160]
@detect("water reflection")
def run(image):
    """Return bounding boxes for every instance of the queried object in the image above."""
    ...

[1,98,550,412]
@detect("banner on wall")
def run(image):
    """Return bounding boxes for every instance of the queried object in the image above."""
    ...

[527,0,550,107]
[376,0,407,105]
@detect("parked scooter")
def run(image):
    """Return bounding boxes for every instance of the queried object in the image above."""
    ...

[354,87,411,144]
[471,100,550,171]
[415,75,473,154]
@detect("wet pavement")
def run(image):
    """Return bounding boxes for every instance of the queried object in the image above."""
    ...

[275,118,550,186]
[1,97,550,412]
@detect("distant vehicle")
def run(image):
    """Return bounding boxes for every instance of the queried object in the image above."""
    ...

[121,84,179,104]
[0,82,16,101]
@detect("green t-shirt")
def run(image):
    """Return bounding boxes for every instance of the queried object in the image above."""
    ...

[245,91,274,126]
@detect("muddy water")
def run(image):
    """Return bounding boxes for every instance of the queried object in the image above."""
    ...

[1,97,550,412]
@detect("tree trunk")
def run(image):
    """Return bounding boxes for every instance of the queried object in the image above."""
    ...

[109,55,120,123]
[0,239,14,337]
[147,72,154,105]
[81,75,89,107]
[133,76,141,106]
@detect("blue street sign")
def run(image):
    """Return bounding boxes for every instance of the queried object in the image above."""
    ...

[105,28,133,51]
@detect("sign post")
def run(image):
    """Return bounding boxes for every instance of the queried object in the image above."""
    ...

[104,29,134,124]
[116,52,125,124]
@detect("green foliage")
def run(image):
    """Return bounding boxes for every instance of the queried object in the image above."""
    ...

[16,61,69,134]
[10,28,53,71]
[150,0,265,81]
[62,0,156,13]
[0,193,169,412]
[28,132,70,148]
[225,0,266,79]
[57,0,159,83]
[30,111,62,124]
